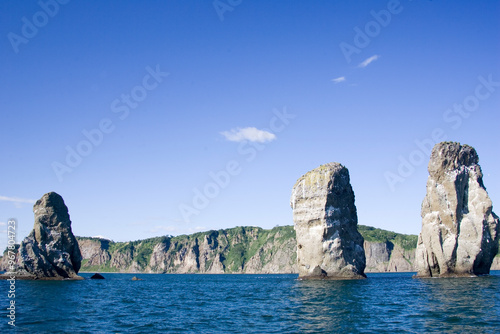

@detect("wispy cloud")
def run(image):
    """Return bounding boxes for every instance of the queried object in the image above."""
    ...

[0,222,6,226]
[0,195,36,205]
[358,55,380,68]
[221,127,276,143]
[331,76,346,84]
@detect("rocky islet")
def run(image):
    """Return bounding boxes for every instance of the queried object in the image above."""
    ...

[415,142,500,277]
[1,192,82,280]
[290,162,366,279]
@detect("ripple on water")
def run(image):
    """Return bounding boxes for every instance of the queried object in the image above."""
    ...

[1,272,499,333]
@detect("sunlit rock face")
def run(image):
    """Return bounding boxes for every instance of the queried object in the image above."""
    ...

[291,163,366,280]
[415,142,499,277]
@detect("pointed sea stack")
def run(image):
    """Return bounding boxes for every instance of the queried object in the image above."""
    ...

[15,192,82,279]
[291,163,366,279]
[415,142,499,277]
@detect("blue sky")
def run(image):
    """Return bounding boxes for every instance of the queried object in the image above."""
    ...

[1,0,499,251]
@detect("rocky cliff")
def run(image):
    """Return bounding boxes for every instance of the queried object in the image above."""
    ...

[75,226,297,274]
[291,162,366,279]
[415,142,500,277]
[360,225,417,272]
[1,192,82,280]
[19,225,419,274]
[4,224,495,274]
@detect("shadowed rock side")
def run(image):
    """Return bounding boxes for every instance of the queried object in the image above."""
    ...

[2,192,82,280]
[415,142,500,277]
[291,163,366,279]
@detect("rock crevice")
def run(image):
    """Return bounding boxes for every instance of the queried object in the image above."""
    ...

[416,142,499,277]
[291,163,366,279]
[16,192,82,279]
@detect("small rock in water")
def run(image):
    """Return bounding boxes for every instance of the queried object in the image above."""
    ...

[131,276,143,281]
[90,273,105,279]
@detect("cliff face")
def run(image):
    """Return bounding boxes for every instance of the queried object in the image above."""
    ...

[76,226,298,274]
[4,224,475,274]
[364,241,415,272]
[5,230,500,274]
[8,224,492,274]
[291,163,366,279]
[416,142,499,277]
[360,225,417,272]
[55,225,423,274]
[5,225,497,273]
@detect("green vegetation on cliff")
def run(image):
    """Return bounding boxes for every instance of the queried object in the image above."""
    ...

[217,226,294,271]
[358,225,418,250]
[79,259,120,273]
[5,225,499,275]
[76,226,297,273]
[72,225,421,273]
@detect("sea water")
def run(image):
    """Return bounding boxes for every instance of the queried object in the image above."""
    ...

[1,271,499,333]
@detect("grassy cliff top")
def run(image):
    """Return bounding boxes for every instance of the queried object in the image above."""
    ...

[358,225,418,250]
[74,224,417,253]
[3,225,419,257]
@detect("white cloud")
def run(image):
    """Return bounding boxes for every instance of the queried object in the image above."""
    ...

[221,127,276,143]
[0,196,36,205]
[358,55,380,68]
[0,222,5,226]
[332,76,346,83]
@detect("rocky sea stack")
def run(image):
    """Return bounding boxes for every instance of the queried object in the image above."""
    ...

[291,163,366,279]
[415,142,500,277]
[11,192,82,280]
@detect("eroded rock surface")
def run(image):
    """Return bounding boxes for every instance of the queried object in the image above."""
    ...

[16,192,82,279]
[291,163,366,279]
[415,142,499,277]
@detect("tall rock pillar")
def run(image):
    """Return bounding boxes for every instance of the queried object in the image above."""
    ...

[415,142,499,277]
[17,192,82,279]
[291,163,366,279]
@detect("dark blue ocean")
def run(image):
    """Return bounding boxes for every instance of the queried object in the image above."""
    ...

[1,271,499,333]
